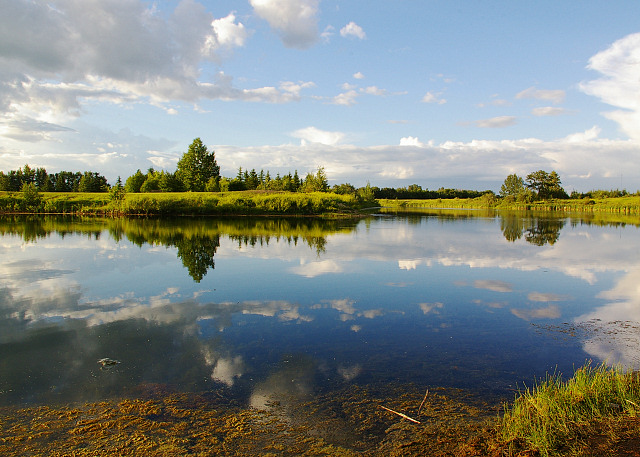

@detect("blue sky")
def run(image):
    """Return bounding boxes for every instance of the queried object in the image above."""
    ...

[2,0,640,192]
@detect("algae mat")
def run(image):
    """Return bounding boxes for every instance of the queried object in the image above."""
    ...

[0,383,497,456]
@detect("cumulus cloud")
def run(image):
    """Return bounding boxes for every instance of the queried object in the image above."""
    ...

[422,92,447,104]
[362,86,388,96]
[250,0,320,49]
[579,32,640,140]
[516,86,566,105]
[399,136,424,147]
[211,13,250,49]
[330,89,360,106]
[353,72,365,79]
[474,116,517,128]
[291,126,345,145]
[0,0,312,146]
[214,127,640,191]
[340,22,366,40]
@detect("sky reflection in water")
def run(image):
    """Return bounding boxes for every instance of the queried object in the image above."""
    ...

[0,213,639,407]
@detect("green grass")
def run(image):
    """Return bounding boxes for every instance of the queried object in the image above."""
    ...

[379,195,640,215]
[0,190,373,216]
[498,362,640,456]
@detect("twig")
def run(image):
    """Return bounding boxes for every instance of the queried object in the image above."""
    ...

[417,389,429,416]
[380,405,421,424]
[626,399,640,409]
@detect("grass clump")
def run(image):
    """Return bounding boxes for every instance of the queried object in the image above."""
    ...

[499,362,640,456]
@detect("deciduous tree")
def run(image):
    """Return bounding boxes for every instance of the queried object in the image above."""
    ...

[525,170,567,199]
[500,174,525,197]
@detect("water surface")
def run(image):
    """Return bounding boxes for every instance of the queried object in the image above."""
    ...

[1,212,639,408]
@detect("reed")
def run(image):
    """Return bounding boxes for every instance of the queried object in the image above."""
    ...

[499,362,640,456]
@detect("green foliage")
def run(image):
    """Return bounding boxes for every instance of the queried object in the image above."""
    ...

[78,171,109,192]
[205,176,221,192]
[20,182,42,211]
[301,167,329,192]
[109,176,126,204]
[500,173,525,197]
[358,182,376,203]
[374,186,487,200]
[332,183,357,195]
[176,138,220,192]
[525,170,567,199]
[125,169,146,193]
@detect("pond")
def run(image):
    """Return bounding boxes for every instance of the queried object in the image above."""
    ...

[1,210,639,411]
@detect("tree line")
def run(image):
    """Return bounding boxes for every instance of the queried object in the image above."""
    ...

[0,165,109,192]
[1,138,636,201]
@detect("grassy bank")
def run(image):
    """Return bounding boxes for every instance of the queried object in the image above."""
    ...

[497,363,640,456]
[380,195,640,215]
[0,190,374,216]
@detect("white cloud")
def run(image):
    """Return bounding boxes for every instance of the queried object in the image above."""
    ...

[362,86,388,96]
[213,127,640,191]
[474,116,517,128]
[562,126,601,143]
[331,89,359,106]
[320,25,335,42]
[211,13,250,49]
[0,0,300,145]
[353,72,365,80]
[250,0,320,49]
[579,32,640,140]
[532,106,567,117]
[516,87,566,105]
[422,91,447,104]
[399,136,424,147]
[290,126,345,145]
[340,22,366,40]
[399,259,422,270]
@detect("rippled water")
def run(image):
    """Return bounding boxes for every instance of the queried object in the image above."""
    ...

[1,211,639,407]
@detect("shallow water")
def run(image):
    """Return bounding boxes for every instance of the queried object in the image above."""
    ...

[1,211,639,408]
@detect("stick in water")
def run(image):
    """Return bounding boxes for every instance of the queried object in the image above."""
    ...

[380,405,421,424]
[417,389,429,416]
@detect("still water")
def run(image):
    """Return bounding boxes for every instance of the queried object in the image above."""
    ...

[1,211,639,408]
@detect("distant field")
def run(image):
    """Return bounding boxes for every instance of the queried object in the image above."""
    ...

[379,195,640,214]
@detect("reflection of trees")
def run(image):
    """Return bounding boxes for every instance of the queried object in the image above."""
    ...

[524,218,564,246]
[174,235,220,282]
[499,213,565,245]
[0,216,353,279]
[500,213,524,242]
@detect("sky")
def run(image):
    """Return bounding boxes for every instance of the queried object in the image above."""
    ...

[2,0,640,192]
